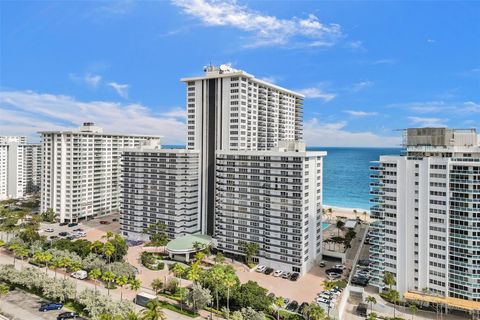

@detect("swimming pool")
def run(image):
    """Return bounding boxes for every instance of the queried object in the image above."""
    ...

[322,222,330,230]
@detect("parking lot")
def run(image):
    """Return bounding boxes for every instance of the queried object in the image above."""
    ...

[0,289,69,320]
[39,215,120,242]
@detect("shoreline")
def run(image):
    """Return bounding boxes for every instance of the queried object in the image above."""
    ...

[322,204,372,223]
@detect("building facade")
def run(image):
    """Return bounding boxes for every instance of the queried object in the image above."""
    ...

[40,122,160,222]
[369,128,480,301]
[0,137,41,200]
[215,144,325,274]
[120,146,200,240]
[181,65,304,235]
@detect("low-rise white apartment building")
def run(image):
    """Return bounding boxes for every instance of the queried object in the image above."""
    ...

[120,145,200,240]
[0,136,41,200]
[215,141,326,274]
[369,128,480,302]
[40,122,160,222]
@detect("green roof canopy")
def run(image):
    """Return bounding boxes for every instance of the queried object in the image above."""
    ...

[166,234,213,254]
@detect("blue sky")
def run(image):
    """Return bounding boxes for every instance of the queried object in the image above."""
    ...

[0,0,479,146]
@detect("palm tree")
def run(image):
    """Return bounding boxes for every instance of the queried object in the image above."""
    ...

[50,258,62,278]
[141,299,166,320]
[322,280,336,291]
[187,262,201,283]
[335,219,345,236]
[103,241,116,266]
[116,275,128,300]
[102,271,116,295]
[365,295,377,314]
[125,311,141,320]
[151,278,164,296]
[102,231,115,241]
[58,256,72,278]
[363,211,368,222]
[130,278,142,304]
[387,289,400,317]
[303,303,326,320]
[89,268,102,293]
[273,296,284,320]
[211,265,225,311]
[15,246,29,267]
[383,272,396,291]
[90,240,104,254]
[171,263,186,278]
[214,252,225,264]
[409,303,418,320]
[34,251,53,274]
[223,272,237,312]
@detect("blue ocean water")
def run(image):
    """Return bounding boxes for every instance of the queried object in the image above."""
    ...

[165,145,401,211]
[307,147,401,210]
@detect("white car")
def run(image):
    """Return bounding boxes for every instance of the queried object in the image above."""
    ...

[71,270,87,280]
[316,297,330,304]
[74,231,86,237]
[44,228,54,233]
[255,265,267,273]
[334,264,346,270]
[281,271,291,279]
[273,270,283,277]
[327,273,341,280]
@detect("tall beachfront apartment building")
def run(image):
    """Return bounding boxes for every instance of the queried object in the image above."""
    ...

[119,65,326,274]
[0,136,41,200]
[181,65,304,235]
[369,128,480,302]
[40,122,160,222]
[120,145,200,240]
[216,141,325,274]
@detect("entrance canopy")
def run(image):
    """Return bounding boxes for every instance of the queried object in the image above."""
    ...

[166,234,213,255]
[404,291,480,312]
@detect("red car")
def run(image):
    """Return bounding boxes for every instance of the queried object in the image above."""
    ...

[99,220,110,225]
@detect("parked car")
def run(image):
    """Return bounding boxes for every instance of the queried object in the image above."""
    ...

[57,312,79,319]
[264,267,274,275]
[59,222,68,226]
[326,267,343,274]
[256,265,267,273]
[39,302,63,311]
[112,218,118,222]
[44,228,54,233]
[358,259,370,266]
[281,271,291,279]
[67,222,78,227]
[286,300,299,312]
[298,302,309,315]
[316,297,330,305]
[283,298,290,306]
[273,270,283,277]
[99,220,110,225]
[73,228,84,232]
[318,261,326,267]
[59,232,69,237]
[71,270,88,280]
[49,235,58,240]
[351,277,368,287]
[327,273,341,280]
[267,292,275,299]
[356,303,368,317]
[289,272,300,281]
[334,264,345,270]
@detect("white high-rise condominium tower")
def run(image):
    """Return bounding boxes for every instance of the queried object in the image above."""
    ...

[0,136,41,200]
[181,65,304,235]
[369,128,480,303]
[40,122,160,222]
[216,141,325,274]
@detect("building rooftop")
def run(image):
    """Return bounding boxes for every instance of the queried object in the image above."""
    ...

[165,234,213,254]
[404,127,478,147]
[39,122,162,139]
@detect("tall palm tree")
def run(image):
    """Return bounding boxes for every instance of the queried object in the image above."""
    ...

[187,262,200,283]
[210,265,225,311]
[102,231,114,241]
[383,272,396,291]
[223,272,237,312]
[273,297,284,320]
[365,295,377,314]
[34,251,53,274]
[90,240,104,254]
[151,278,164,296]
[103,241,116,267]
[102,271,116,295]
[409,304,418,320]
[116,275,128,300]
[141,299,166,320]
[129,279,142,304]
[89,268,102,293]
[303,303,326,320]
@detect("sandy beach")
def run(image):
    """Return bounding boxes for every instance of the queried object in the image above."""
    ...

[323,205,372,223]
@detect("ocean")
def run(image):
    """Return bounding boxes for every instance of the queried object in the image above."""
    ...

[164,145,402,211]
[308,147,401,210]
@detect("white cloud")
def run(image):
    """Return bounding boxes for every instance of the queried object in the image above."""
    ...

[393,100,480,114]
[108,82,129,99]
[171,0,342,48]
[296,87,336,102]
[427,39,435,43]
[344,110,378,117]
[159,107,187,119]
[303,118,400,147]
[352,80,374,92]
[84,74,102,87]
[0,90,186,145]
[408,116,447,127]
[258,76,279,84]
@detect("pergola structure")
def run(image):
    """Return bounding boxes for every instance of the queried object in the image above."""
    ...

[404,291,480,319]
[165,234,213,263]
